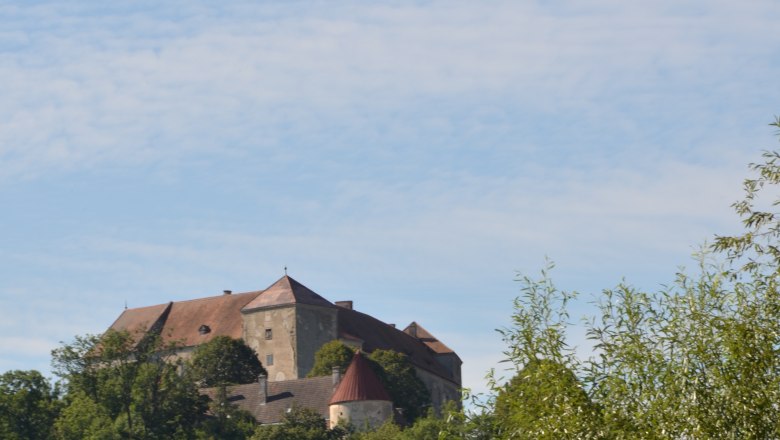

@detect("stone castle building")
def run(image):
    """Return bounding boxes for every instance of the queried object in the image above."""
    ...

[109,275,461,425]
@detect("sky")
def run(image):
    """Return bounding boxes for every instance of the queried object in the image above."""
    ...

[1,0,780,398]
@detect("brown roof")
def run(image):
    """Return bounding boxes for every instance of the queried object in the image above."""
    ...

[242,276,335,311]
[110,290,260,347]
[205,376,334,424]
[403,321,456,355]
[337,308,457,384]
[330,352,391,404]
[108,302,170,340]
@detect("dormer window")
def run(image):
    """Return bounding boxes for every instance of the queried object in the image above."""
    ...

[198,324,211,335]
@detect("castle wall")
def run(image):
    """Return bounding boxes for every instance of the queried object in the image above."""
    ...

[415,367,461,412]
[434,353,462,385]
[295,304,338,378]
[329,400,393,431]
[242,305,298,381]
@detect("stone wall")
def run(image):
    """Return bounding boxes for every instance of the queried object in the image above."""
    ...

[415,366,461,412]
[294,304,338,377]
[329,400,393,431]
[241,305,298,381]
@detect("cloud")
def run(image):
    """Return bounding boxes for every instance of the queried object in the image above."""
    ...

[0,0,777,181]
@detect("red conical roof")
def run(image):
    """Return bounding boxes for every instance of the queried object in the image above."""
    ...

[329,352,391,404]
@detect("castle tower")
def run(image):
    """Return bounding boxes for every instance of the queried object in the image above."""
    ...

[241,275,338,381]
[328,351,393,431]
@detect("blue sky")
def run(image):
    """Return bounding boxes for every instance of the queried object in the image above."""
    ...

[1,0,779,397]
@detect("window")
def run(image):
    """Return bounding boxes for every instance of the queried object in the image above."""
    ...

[265,328,272,340]
[266,354,274,366]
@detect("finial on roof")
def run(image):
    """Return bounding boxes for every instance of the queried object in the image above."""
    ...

[124,300,127,310]
[284,266,288,275]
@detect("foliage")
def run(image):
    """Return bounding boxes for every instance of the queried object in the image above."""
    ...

[51,329,208,439]
[196,404,257,440]
[53,392,118,440]
[347,420,403,440]
[189,336,265,387]
[490,123,780,439]
[714,116,780,272]
[349,401,493,440]
[493,265,604,439]
[494,359,600,439]
[0,369,61,440]
[367,349,431,423]
[307,340,354,377]
[251,405,343,440]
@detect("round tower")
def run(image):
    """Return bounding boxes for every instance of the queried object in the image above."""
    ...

[328,351,393,431]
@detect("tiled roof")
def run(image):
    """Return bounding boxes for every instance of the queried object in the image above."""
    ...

[242,276,335,311]
[204,376,335,424]
[110,290,260,347]
[329,352,391,404]
[337,307,457,384]
[108,302,171,343]
[403,321,456,355]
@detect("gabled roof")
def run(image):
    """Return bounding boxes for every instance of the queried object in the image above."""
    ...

[337,307,458,384]
[329,352,391,404]
[110,290,260,346]
[108,302,171,342]
[242,275,335,311]
[204,376,334,424]
[403,321,456,355]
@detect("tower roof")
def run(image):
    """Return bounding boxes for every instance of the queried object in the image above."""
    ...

[242,275,335,311]
[329,352,391,404]
[403,321,456,355]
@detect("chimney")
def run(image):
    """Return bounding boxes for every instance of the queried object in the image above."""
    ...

[258,373,267,405]
[223,290,232,295]
[332,366,342,387]
[335,300,353,310]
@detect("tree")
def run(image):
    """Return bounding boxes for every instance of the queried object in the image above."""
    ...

[494,359,600,439]
[307,340,354,377]
[250,405,342,440]
[188,336,264,437]
[0,370,60,440]
[51,329,207,439]
[188,336,265,387]
[367,349,431,423]
[492,264,605,439]
[491,121,780,439]
[53,392,117,440]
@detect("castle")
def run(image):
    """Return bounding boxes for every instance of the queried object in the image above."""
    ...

[108,275,461,427]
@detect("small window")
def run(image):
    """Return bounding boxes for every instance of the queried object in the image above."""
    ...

[265,328,272,340]
[266,354,274,366]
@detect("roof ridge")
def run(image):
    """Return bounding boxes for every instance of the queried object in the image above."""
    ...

[169,290,262,304]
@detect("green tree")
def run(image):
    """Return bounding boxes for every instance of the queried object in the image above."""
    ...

[0,370,61,440]
[307,340,354,377]
[53,392,118,440]
[494,359,600,439]
[251,405,341,440]
[367,349,431,424]
[188,336,264,437]
[492,264,604,439]
[189,336,265,387]
[492,121,780,439]
[52,329,207,439]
